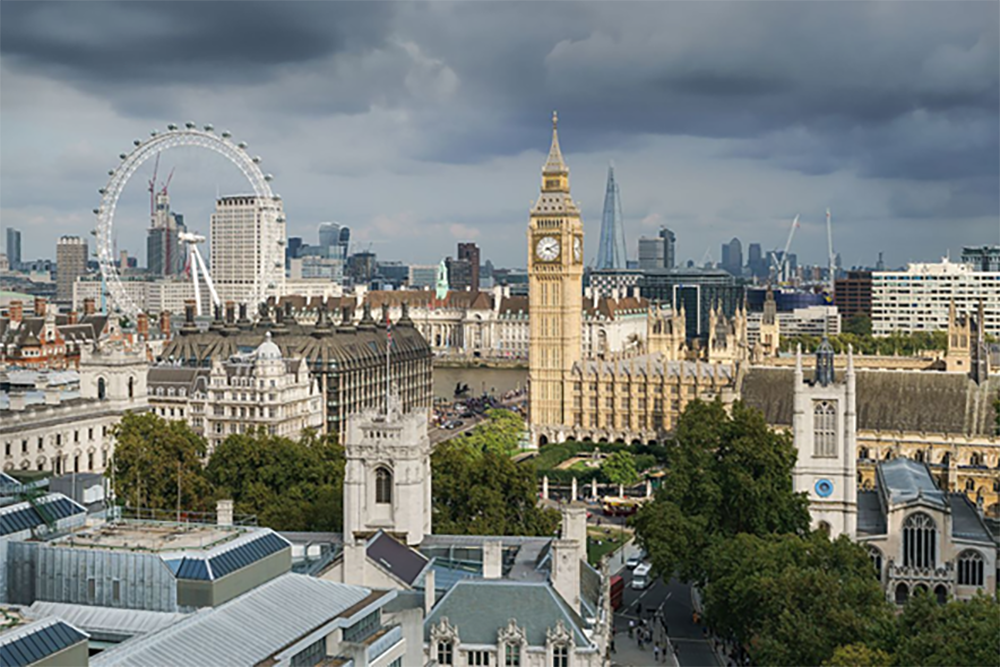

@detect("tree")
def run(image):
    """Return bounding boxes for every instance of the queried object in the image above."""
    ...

[462,409,525,457]
[205,429,345,531]
[824,644,893,667]
[894,591,1000,667]
[843,314,873,337]
[432,438,559,536]
[603,450,640,488]
[109,412,214,513]
[633,400,810,582]
[702,532,894,667]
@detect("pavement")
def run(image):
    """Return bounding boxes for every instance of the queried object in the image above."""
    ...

[611,567,720,667]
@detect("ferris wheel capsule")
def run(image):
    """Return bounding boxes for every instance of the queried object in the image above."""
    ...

[204,124,214,132]
[150,130,158,137]
[133,139,141,146]
[237,141,248,149]
[264,173,273,182]
[93,208,100,215]
[185,121,196,129]
[119,153,127,160]
[108,170,115,176]
[167,123,178,131]
[221,130,231,139]
[252,156,261,164]
[99,188,107,194]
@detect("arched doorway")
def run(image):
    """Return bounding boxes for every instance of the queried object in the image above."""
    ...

[934,585,947,605]
[894,583,909,605]
[538,435,549,447]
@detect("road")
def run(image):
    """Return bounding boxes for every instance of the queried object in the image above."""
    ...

[612,566,720,667]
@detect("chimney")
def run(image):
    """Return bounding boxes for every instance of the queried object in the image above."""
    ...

[561,504,588,563]
[68,311,79,325]
[83,298,96,316]
[9,393,26,411]
[159,311,172,338]
[9,300,23,324]
[343,538,367,587]
[136,313,150,340]
[33,297,47,317]
[483,540,503,579]
[424,569,436,614]
[216,499,234,527]
[45,386,61,406]
[551,539,581,611]
[225,301,236,325]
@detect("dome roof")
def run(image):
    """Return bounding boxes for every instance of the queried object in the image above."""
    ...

[256,331,282,361]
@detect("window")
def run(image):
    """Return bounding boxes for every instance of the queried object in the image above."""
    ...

[868,546,883,580]
[343,610,380,643]
[468,651,491,666]
[375,467,393,504]
[902,512,936,569]
[957,550,984,586]
[505,643,522,667]
[98,377,106,400]
[291,637,327,667]
[813,401,837,458]
[552,645,569,667]
[112,580,121,603]
[437,642,454,665]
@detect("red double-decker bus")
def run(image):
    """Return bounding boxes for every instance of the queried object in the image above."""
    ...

[610,575,624,610]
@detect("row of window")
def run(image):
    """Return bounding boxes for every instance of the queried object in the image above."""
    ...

[4,427,107,456]
[437,643,567,667]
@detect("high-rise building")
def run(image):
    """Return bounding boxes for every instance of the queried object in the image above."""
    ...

[6,228,22,268]
[961,245,1000,272]
[748,242,767,278]
[660,227,676,269]
[147,191,187,276]
[408,265,437,289]
[721,237,742,276]
[835,271,873,320]
[346,251,377,285]
[56,236,88,303]
[457,242,481,292]
[637,236,665,270]
[595,163,627,269]
[210,195,285,305]
[528,113,583,443]
[872,259,1000,336]
[445,256,473,291]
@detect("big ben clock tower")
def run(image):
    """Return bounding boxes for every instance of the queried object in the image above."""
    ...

[528,112,584,446]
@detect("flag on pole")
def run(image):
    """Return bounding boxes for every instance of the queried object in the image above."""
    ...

[385,308,393,348]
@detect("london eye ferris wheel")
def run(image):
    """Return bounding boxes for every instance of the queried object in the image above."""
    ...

[93,122,285,321]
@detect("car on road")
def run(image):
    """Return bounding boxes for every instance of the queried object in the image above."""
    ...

[632,562,654,590]
[626,554,642,570]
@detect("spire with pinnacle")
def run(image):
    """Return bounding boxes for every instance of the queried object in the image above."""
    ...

[544,111,568,175]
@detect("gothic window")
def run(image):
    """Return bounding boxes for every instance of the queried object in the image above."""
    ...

[552,645,569,667]
[868,546,883,581]
[375,467,393,504]
[437,642,454,666]
[97,377,106,400]
[902,512,936,569]
[467,651,491,666]
[965,479,976,492]
[859,447,870,460]
[128,377,134,399]
[504,643,522,667]
[957,550,984,587]
[813,401,837,458]
[969,452,983,467]
[913,450,925,463]
[894,583,909,605]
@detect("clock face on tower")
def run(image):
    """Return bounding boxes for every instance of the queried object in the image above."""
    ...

[573,236,582,263]
[536,236,560,262]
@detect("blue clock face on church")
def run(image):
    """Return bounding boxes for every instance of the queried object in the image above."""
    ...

[815,479,834,498]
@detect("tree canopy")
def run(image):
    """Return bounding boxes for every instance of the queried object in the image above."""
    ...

[843,314,873,337]
[432,437,558,537]
[633,399,809,583]
[893,591,1000,667]
[205,429,345,532]
[603,450,640,487]
[781,330,947,356]
[110,412,214,513]
[461,408,525,457]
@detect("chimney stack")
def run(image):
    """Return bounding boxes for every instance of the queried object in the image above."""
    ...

[68,311,79,325]
[483,540,503,579]
[9,300,23,324]
[159,311,172,338]
[33,297,47,317]
[136,312,150,340]
[225,301,236,325]
[424,568,436,614]
[9,393,26,411]
[216,499,234,527]
[83,298,96,316]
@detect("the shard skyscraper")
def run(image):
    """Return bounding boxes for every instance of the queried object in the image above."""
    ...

[596,163,628,269]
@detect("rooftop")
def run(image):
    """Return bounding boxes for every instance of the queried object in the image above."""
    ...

[48,521,243,553]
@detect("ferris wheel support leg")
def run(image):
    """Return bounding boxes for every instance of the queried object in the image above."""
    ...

[190,245,203,318]
[193,246,222,311]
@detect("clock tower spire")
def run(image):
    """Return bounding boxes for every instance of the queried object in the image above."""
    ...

[528,112,583,446]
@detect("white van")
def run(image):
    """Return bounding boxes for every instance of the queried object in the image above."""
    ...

[631,562,653,590]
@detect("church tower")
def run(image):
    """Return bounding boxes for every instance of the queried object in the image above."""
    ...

[528,112,584,446]
[792,338,857,539]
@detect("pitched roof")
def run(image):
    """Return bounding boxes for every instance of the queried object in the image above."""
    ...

[424,580,592,648]
[0,493,86,536]
[878,458,946,509]
[740,367,999,435]
[366,530,429,586]
[0,618,89,667]
[24,601,188,642]
[91,574,386,667]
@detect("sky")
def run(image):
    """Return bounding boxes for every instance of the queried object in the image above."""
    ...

[1,1,998,271]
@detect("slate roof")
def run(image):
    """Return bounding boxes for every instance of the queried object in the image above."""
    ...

[165,530,291,581]
[0,618,89,667]
[878,459,947,509]
[424,580,592,648]
[949,494,994,542]
[91,574,386,667]
[366,530,429,586]
[740,367,999,435]
[24,601,188,642]
[856,491,887,536]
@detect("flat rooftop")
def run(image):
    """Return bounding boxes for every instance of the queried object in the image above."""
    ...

[49,521,245,553]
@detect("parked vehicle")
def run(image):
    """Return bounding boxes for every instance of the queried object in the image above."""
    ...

[610,575,624,610]
[626,554,642,570]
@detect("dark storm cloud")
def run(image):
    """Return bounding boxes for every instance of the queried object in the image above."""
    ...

[0,1,392,85]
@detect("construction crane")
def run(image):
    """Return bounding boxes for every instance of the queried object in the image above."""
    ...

[770,214,800,284]
[147,153,160,219]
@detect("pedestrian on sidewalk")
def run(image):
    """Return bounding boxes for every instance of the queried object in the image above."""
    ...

[628,619,634,638]
[610,637,616,654]
[654,644,661,663]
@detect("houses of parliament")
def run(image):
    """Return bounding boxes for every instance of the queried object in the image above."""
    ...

[525,114,998,519]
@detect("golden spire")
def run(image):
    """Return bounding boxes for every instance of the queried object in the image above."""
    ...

[543,110,568,175]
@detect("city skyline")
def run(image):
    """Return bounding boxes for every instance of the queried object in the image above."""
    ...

[1,2,998,270]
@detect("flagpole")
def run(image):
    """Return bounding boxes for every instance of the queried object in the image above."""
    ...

[386,309,391,419]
